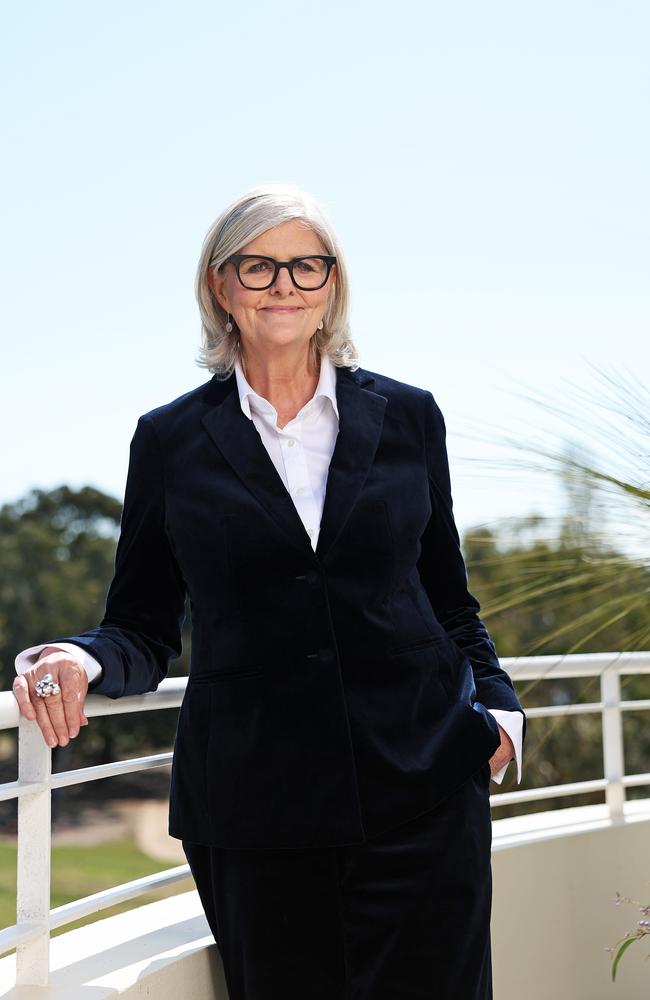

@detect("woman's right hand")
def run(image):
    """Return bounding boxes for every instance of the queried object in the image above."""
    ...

[12,648,89,748]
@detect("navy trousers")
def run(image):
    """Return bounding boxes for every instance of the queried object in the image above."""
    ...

[182,762,493,1000]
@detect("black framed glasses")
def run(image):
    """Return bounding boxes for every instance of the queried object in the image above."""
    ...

[225,254,336,291]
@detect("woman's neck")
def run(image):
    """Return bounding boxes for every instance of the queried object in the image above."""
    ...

[240,346,320,429]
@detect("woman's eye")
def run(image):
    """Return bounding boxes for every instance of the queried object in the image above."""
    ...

[243,259,272,273]
[295,260,316,272]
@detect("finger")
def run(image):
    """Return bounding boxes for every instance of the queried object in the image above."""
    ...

[59,670,84,738]
[39,687,70,745]
[31,690,60,748]
[12,676,37,720]
[29,671,70,746]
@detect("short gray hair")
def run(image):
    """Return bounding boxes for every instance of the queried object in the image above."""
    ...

[195,183,359,377]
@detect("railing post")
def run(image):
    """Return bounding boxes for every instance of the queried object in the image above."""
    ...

[601,668,625,821]
[16,718,52,986]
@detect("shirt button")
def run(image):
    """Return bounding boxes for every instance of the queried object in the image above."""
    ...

[296,487,306,496]
[307,528,314,537]
[287,439,296,448]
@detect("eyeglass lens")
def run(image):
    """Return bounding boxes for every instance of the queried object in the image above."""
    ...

[237,257,330,290]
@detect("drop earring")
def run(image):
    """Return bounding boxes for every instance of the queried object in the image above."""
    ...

[225,312,233,333]
[317,320,324,331]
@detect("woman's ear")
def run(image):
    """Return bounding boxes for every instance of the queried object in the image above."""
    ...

[208,269,229,312]
[327,274,336,306]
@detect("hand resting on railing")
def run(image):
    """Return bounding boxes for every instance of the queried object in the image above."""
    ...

[11,647,89,747]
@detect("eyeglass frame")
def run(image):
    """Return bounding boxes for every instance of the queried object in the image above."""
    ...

[224,254,337,291]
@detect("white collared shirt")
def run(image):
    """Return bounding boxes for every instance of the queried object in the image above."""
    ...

[234,354,339,552]
[15,355,523,784]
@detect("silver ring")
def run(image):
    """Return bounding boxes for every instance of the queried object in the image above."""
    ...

[35,673,61,698]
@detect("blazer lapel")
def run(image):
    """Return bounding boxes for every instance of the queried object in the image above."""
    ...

[201,376,316,557]
[316,367,387,560]
[200,366,388,562]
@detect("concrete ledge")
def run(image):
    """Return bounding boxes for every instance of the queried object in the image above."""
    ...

[492,795,650,850]
[0,892,227,999]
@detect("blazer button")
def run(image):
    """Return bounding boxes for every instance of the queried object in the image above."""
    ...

[306,648,334,664]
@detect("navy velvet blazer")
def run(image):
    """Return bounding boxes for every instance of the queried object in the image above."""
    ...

[56,364,526,849]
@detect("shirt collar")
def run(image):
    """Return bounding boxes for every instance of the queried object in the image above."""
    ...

[234,354,339,422]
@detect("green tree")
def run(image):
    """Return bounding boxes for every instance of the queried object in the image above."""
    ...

[0,486,122,686]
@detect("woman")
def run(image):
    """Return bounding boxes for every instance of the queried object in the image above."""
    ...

[14,184,525,999]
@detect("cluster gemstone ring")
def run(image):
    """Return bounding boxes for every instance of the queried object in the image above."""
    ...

[35,673,61,698]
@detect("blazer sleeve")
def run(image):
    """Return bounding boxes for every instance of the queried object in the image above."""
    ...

[418,391,526,740]
[49,415,187,698]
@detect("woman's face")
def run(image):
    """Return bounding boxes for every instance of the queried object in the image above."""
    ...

[210,219,336,360]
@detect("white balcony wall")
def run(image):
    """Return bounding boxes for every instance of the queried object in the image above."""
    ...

[493,803,650,1000]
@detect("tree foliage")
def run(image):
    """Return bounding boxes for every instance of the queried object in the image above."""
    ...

[462,368,650,815]
[0,486,122,683]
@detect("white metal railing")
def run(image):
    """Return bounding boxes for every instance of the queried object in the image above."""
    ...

[0,677,188,987]
[0,652,649,988]
[489,651,650,815]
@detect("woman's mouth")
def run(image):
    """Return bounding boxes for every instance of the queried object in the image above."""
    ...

[261,306,302,313]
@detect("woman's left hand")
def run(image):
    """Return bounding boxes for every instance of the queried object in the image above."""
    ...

[488,723,515,777]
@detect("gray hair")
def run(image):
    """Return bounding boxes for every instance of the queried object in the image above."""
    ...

[195,184,359,377]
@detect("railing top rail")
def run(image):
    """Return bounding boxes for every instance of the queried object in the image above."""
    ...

[1,652,649,730]
[501,650,650,679]
[0,676,187,731]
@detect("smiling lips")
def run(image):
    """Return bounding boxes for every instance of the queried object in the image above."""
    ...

[262,306,302,313]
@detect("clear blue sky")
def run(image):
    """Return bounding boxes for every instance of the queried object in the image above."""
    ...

[2,1,648,536]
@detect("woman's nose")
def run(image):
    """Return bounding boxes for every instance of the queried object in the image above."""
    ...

[269,265,295,294]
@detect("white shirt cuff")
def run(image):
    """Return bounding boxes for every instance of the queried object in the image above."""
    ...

[15,643,103,684]
[486,708,524,784]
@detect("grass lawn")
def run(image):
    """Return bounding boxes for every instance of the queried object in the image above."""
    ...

[0,839,195,943]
